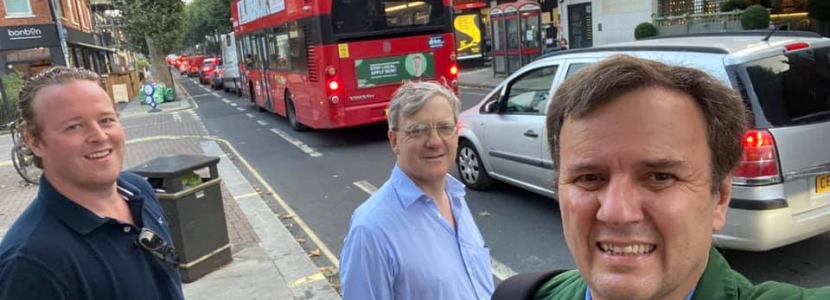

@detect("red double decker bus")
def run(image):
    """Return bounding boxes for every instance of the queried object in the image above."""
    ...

[231,0,459,131]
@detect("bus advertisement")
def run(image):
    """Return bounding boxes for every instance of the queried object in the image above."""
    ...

[231,0,459,131]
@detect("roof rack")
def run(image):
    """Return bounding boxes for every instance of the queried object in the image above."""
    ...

[640,30,822,40]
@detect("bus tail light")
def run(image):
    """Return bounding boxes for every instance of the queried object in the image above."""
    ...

[326,66,337,77]
[330,95,340,104]
[450,52,457,61]
[450,64,459,76]
[328,79,340,92]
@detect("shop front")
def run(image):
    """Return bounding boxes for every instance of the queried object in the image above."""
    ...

[65,28,115,75]
[0,24,64,77]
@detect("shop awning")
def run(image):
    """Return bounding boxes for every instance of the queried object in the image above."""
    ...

[68,41,116,52]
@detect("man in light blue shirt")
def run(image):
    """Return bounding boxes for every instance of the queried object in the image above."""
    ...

[339,81,494,300]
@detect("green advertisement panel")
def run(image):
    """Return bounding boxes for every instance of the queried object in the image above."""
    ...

[454,13,482,59]
[355,53,435,88]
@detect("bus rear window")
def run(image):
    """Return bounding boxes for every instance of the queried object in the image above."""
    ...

[332,0,447,35]
[745,46,830,126]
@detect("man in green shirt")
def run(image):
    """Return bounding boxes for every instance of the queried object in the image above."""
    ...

[533,55,830,300]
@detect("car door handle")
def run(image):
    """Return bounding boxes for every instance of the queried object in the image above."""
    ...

[523,130,539,138]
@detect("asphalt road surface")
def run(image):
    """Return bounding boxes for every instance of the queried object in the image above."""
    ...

[180,76,830,288]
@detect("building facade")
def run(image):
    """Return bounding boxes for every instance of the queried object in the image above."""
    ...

[0,0,116,77]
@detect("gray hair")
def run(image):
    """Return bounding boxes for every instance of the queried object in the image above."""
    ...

[387,81,461,130]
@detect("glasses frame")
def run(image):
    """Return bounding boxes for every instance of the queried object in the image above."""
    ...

[393,122,458,140]
[136,227,180,271]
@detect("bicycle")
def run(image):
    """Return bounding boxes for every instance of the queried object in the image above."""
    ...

[8,121,41,185]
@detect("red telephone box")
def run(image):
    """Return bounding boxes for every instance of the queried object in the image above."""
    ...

[490,1,542,76]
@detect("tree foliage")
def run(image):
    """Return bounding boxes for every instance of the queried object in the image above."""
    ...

[180,0,233,52]
[634,22,658,40]
[741,5,771,30]
[115,0,184,54]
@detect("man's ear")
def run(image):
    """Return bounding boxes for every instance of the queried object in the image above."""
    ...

[24,132,45,158]
[388,130,399,155]
[712,175,732,232]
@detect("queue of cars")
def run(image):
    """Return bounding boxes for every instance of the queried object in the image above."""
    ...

[455,31,830,252]
[167,33,242,95]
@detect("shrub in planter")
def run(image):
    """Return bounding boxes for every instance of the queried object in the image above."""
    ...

[742,5,770,30]
[634,22,658,40]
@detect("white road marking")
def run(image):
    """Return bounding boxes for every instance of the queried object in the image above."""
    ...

[257,120,268,126]
[352,180,517,281]
[212,92,221,97]
[269,128,322,157]
[172,112,182,123]
[221,98,231,103]
[236,107,245,111]
[230,103,238,107]
[245,113,256,118]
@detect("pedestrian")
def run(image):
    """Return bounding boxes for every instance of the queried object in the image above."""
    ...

[495,55,830,299]
[0,67,184,300]
[339,81,494,300]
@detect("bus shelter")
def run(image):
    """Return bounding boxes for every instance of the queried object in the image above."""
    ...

[490,1,542,76]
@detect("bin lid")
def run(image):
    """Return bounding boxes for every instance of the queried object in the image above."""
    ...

[128,154,220,179]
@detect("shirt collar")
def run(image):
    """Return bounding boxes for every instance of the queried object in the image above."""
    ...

[390,164,466,209]
[585,284,696,300]
[40,173,144,235]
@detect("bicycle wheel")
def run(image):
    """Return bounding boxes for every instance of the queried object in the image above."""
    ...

[11,145,40,185]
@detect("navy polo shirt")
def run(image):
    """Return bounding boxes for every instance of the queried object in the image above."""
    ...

[0,172,184,300]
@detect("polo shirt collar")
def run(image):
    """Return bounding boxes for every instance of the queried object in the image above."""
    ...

[40,173,144,235]
[391,164,466,209]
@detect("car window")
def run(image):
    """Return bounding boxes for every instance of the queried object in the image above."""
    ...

[503,65,559,115]
[744,45,830,126]
[565,63,591,79]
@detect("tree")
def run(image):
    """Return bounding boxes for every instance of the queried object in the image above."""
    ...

[179,0,233,53]
[741,5,770,30]
[634,22,658,40]
[115,0,184,88]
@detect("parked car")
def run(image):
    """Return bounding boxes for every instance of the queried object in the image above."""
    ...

[456,31,830,252]
[210,65,224,89]
[199,58,220,84]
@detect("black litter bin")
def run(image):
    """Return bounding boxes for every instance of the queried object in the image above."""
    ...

[129,154,232,283]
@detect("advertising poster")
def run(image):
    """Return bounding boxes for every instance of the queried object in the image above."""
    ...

[453,13,482,59]
[355,53,435,88]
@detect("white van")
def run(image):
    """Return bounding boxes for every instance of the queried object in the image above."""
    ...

[220,32,241,95]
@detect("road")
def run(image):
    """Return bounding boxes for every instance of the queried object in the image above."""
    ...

[179,76,830,288]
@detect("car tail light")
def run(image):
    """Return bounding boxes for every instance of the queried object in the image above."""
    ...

[733,129,781,185]
[450,64,459,76]
[784,42,809,52]
[203,67,211,72]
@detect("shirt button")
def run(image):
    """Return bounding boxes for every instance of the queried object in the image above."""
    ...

[123,226,132,233]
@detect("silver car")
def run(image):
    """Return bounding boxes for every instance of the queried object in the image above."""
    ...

[456,31,830,251]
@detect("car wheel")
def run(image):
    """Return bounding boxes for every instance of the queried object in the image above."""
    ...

[456,140,494,190]
[286,94,308,131]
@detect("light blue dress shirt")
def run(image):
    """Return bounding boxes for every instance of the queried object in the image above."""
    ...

[339,165,494,300]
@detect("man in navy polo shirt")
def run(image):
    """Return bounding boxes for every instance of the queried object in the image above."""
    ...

[0,67,184,300]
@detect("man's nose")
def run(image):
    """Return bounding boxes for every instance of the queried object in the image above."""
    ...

[86,123,109,143]
[596,176,644,226]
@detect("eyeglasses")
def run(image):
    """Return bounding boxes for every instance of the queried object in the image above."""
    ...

[136,227,180,271]
[394,122,457,140]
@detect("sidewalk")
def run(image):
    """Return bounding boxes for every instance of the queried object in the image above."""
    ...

[0,77,340,300]
[459,65,504,90]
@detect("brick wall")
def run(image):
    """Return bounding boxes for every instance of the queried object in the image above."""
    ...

[0,0,54,27]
